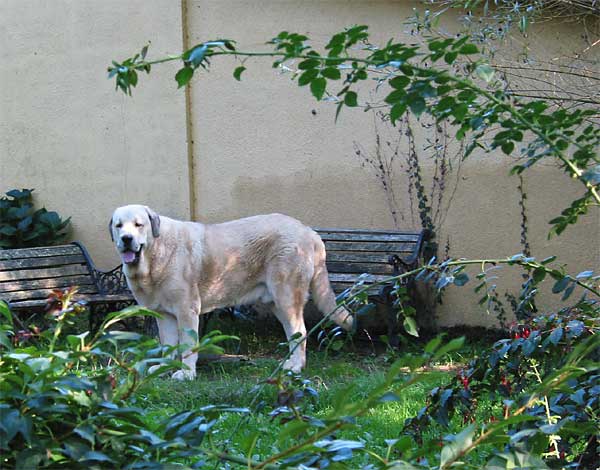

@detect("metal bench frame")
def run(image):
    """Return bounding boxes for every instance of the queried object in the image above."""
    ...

[0,242,134,331]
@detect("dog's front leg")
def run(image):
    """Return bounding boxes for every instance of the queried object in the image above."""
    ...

[172,303,200,381]
[147,312,178,377]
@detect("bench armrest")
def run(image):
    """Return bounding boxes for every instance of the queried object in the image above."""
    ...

[71,242,129,295]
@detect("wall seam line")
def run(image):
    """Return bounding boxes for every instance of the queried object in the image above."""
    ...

[181,0,196,221]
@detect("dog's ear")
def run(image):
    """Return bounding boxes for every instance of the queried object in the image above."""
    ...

[108,218,114,242]
[145,207,161,238]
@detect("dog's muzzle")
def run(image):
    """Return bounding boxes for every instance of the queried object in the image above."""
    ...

[118,235,143,265]
[120,248,141,265]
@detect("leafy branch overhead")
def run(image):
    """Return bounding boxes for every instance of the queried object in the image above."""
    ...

[108,25,599,236]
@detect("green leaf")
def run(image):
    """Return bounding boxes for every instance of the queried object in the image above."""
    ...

[501,141,515,155]
[385,89,407,105]
[444,51,458,64]
[440,426,475,468]
[321,67,341,80]
[390,102,407,125]
[402,316,419,337]
[453,273,469,286]
[0,225,17,236]
[562,283,576,301]
[74,425,96,445]
[298,59,320,70]
[82,451,114,463]
[389,76,410,89]
[532,268,546,283]
[344,91,358,107]
[434,337,465,360]
[475,64,495,83]
[458,44,479,54]
[0,301,13,328]
[548,327,563,344]
[552,277,570,294]
[187,45,208,68]
[408,96,426,117]
[233,66,246,81]
[175,67,194,88]
[310,77,327,100]
[298,68,319,86]
[72,391,92,407]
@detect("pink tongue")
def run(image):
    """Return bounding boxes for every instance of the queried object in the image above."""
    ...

[121,251,136,264]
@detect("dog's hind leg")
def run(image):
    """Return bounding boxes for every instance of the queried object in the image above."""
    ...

[269,267,311,373]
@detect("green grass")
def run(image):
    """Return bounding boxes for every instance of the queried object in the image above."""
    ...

[133,323,496,465]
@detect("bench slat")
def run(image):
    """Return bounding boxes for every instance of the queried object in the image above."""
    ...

[317,232,420,242]
[0,265,90,282]
[326,252,391,263]
[0,254,87,271]
[324,241,417,253]
[7,293,136,310]
[0,275,97,293]
[315,227,421,235]
[330,282,381,296]
[326,261,394,275]
[2,286,99,302]
[0,245,81,260]
[328,273,392,283]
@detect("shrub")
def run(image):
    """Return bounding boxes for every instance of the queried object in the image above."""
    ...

[0,293,239,469]
[404,301,600,468]
[0,188,71,249]
[2,288,597,469]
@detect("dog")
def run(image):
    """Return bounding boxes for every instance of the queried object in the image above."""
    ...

[109,205,353,380]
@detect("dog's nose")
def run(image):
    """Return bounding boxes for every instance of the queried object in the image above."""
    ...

[121,234,133,245]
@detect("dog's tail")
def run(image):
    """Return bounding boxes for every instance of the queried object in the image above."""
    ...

[310,233,354,331]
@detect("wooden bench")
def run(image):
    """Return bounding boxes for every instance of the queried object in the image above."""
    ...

[1,228,430,336]
[314,227,430,297]
[0,242,135,331]
[227,227,430,338]
[314,227,430,339]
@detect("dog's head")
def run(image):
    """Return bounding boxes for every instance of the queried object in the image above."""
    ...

[109,205,160,266]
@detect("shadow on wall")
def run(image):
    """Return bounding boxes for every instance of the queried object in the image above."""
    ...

[228,167,418,230]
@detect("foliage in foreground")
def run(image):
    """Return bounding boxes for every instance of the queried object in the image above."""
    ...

[1,286,598,469]
[405,303,600,468]
[0,295,238,469]
[0,188,71,249]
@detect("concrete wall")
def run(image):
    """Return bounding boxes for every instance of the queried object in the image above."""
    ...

[2,1,598,328]
[1,0,189,270]
[187,1,599,326]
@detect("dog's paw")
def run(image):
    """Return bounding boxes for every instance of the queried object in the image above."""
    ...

[282,359,303,374]
[172,369,196,381]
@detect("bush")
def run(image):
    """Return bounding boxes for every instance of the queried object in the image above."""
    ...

[0,188,71,249]
[0,294,239,469]
[2,289,597,469]
[404,301,599,468]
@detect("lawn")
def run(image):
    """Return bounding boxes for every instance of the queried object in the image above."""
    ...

[133,317,498,465]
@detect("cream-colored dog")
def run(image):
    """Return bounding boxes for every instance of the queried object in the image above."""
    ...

[110,205,353,380]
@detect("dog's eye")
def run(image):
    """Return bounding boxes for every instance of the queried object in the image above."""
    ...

[135,222,144,228]
[115,223,123,228]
